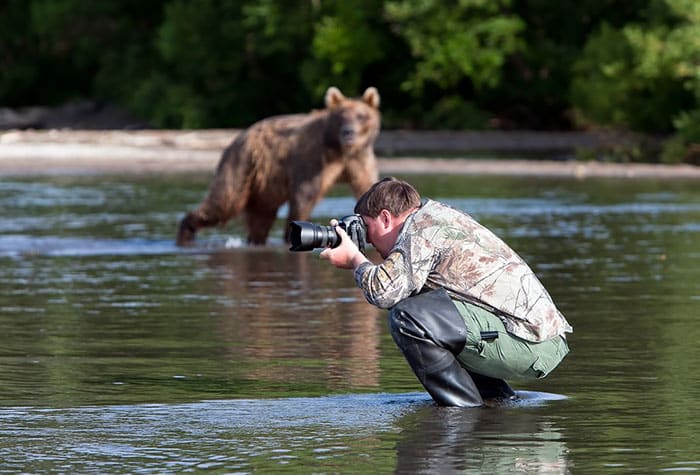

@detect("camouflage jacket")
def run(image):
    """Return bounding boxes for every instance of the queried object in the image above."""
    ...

[354,200,573,342]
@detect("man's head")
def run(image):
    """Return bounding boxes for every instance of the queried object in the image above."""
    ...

[354,177,421,218]
[354,177,421,258]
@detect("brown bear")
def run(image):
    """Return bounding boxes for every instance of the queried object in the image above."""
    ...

[176,86,381,246]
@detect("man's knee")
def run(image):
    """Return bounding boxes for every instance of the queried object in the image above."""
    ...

[388,306,426,347]
[388,288,468,354]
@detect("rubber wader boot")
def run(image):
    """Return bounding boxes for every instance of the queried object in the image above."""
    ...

[467,370,517,401]
[389,288,484,407]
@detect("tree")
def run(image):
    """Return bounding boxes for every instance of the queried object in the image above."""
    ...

[131,0,317,128]
[0,0,166,106]
[570,0,700,162]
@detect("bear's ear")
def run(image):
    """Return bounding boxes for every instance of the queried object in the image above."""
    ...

[362,87,380,109]
[325,87,345,108]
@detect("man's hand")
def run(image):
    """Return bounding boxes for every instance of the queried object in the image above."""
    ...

[319,223,369,270]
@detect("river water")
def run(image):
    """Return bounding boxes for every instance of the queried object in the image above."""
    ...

[1,172,699,473]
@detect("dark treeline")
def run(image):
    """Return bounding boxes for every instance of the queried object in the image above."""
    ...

[1,0,698,162]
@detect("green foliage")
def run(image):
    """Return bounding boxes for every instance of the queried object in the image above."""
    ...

[570,21,694,133]
[0,1,38,105]
[571,0,700,161]
[141,0,316,127]
[304,0,386,97]
[570,24,648,129]
[1,0,699,162]
[489,0,650,129]
[21,0,164,105]
[385,0,524,93]
[662,109,700,163]
[419,96,490,130]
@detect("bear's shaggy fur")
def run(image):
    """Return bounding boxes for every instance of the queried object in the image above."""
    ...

[176,87,381,246]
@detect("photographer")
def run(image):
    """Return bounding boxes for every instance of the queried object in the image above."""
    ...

[319,177,572,407]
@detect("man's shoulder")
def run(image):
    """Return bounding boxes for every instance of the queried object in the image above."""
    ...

[405,200,470,239]
[417,199,467,220]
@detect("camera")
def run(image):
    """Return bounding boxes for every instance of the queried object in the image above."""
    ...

[288,214,367,253]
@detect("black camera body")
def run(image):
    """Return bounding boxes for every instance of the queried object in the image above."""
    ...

[288,214,367,253]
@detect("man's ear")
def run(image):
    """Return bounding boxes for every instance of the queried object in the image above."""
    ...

[379,209,392,228]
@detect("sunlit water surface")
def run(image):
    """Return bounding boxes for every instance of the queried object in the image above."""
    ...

[1,172,699,473]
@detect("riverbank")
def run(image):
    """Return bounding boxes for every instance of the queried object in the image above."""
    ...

[1,129,699,178]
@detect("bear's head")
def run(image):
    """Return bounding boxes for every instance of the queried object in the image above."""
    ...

[324,87,381,153]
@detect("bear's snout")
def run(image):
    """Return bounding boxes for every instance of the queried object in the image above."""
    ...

[340,125,357,146]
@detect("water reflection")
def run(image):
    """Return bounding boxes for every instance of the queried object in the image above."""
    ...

[0,392,568,474]
[0,235,177,258]
[1,173,700,473]
[199,250,383,390]
[395,398,570,474]
[0,247,387,406]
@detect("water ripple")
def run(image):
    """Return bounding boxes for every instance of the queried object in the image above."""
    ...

[0,235,178,258]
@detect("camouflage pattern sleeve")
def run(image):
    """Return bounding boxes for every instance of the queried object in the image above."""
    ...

[353,217,435,308]
[354,249,418,308]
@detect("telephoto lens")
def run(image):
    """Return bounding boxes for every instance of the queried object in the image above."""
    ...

[288,214,367,253]
[288,222,339,252]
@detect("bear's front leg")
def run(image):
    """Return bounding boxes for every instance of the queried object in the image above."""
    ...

[245,207,279,245]
[286,193,326,242]
[344,155,379,199]
[176,212,199,246]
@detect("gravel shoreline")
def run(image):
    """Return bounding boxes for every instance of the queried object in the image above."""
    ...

[1,129,699,178]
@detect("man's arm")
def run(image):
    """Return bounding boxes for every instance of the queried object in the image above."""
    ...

[321,220,423,308]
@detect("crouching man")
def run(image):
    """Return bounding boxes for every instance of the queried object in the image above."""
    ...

[320,177,572,407]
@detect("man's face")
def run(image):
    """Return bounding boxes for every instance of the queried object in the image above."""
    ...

[361,212,395,259]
